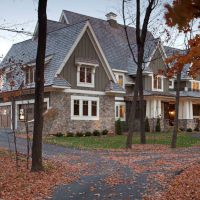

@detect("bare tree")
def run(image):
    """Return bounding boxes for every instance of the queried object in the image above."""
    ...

[31,0,48,172]
[123,0,159,148]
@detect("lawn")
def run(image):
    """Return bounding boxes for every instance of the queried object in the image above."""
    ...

[44,132,200,149]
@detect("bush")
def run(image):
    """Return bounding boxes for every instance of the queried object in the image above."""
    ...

[93,130,100,136]
[85,132,92,137]
[179,127,184,132]
[155,118,161,132]
[145,117,150,132]
[76,132,84,137]
[115,118,122,135]
[102,129,108,135]
[187,128,192,132]
[194,127,199,132]
[54,132,63,137]
[67,132,74,137]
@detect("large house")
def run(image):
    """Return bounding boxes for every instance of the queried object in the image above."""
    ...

[0,10,199,134]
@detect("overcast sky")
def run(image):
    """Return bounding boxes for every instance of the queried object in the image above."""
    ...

[0,0,122,58]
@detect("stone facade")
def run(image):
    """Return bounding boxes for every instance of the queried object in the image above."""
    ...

[178,119,197,130]
[43,92,115,135]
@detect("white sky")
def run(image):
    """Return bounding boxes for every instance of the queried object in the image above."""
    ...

[0,0,188,60]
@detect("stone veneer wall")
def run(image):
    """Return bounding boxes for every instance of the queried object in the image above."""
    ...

[43,92,115,135]
[178,119,197,130]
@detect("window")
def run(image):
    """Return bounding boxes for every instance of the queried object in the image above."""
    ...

[152,75,163,91]
[191,81,200,91]
[169,79,174,89]
[115,102,126,121]
[77,65,95,87]
[25,67,35,84]
[115,73,124,88]
[71,96,99,120]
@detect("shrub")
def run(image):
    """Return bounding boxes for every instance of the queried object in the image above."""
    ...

[85,132,92,137]
[93,130,100,136]
[67,132,74,137]
[194,127,199,132]
[145,117,150,132]
[102,129,108,135]
[179,127,184,132]
[76,132,84,137]
[115,118,122,135]
[187,128,192,132]
[54,132,63,137]
[155,118,161,132]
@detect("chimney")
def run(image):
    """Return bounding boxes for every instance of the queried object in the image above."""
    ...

[106,12,118,28]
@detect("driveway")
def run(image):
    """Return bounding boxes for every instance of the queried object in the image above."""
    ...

[0,130,200,200]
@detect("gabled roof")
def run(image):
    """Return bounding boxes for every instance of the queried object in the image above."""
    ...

[1,20,88,87]
[61,10,158,75]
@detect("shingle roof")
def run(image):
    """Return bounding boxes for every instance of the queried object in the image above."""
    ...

[105,80,125,93]
[1,20,87,88]
[164,46,191,80]
[63,10,158,75]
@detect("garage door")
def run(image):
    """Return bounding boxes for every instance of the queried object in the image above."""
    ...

[0,105,11,128]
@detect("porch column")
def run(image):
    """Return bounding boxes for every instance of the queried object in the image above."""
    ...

[157,99,162,118]
[189,101,193,119]
[183,101,192,119]
[178,101,183,119]
[146,100,151,118]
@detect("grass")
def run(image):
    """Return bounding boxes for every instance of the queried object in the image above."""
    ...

[44,132,200,149]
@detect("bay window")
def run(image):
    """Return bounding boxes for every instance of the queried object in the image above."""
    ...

[191,81,200,91]
[71,96,99,120]
[152,75,163,91]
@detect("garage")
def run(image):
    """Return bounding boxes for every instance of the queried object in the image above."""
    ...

[0,104,11,129]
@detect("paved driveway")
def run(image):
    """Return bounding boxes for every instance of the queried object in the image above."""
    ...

[0,130,200,200]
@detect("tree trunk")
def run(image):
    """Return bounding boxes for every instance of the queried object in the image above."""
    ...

[171,73,181,148]
[126,70,139,149]
[31,0,47,172]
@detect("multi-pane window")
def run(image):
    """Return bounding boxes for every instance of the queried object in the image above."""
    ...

[153,75,163,91]
[192,81,200,91]
[71,96,99,120]
[25,68,35,84]
[78,66,94,87]
[115,102,126,121]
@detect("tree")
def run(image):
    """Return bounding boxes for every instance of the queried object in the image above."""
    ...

[31,0,48,171]
[165,0,200,148]
[122,0,159,148]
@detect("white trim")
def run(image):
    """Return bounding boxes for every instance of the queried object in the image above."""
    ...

[0,102,12,107]
[15,98,50,129]
[76,61,99,67]
[169,79,174,89]
[114,72,125,89]
[151,74,164,92]
[65,89,106,95]
[56,21,116,83]
[115,101,126,121]
[115,97,124,101]
[77,65,95,88]
[112,69,128,73]
[71,95,99,120]
[59,11,70,24]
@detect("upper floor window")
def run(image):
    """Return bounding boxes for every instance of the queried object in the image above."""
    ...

[77,65,95,88]
[169,79,174,89]
[25,67,35,84]
[115,73,124,88]
[152,75,163,91]
[191,81,200,91]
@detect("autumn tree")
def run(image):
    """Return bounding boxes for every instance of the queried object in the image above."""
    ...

[31,0,48,171]
[165,0,200,148]
[122,0,160,148]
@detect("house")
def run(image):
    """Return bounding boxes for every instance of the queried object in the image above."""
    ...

[0,10,199,134]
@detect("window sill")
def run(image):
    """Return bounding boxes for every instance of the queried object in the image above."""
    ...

[152,88,163,92]
[77,82,94,88]
[71,116,99,121]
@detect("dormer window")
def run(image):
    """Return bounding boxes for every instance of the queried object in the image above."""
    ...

[25,67,35,84]
[76,58,99,88]
[152,75,163,91]
[115,73,124,88]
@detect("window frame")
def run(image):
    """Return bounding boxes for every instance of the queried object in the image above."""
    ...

[169,79,174,89]
[71,96,99,120]
[190,80,200,92]
[25,67,35,85]
[114,72,125,88]
[115,102,126,121]
[152,74,164,92]
[77,65,96,88]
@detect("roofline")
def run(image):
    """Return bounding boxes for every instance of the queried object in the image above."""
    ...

[59,10,70,24]
[55,21,117,82]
